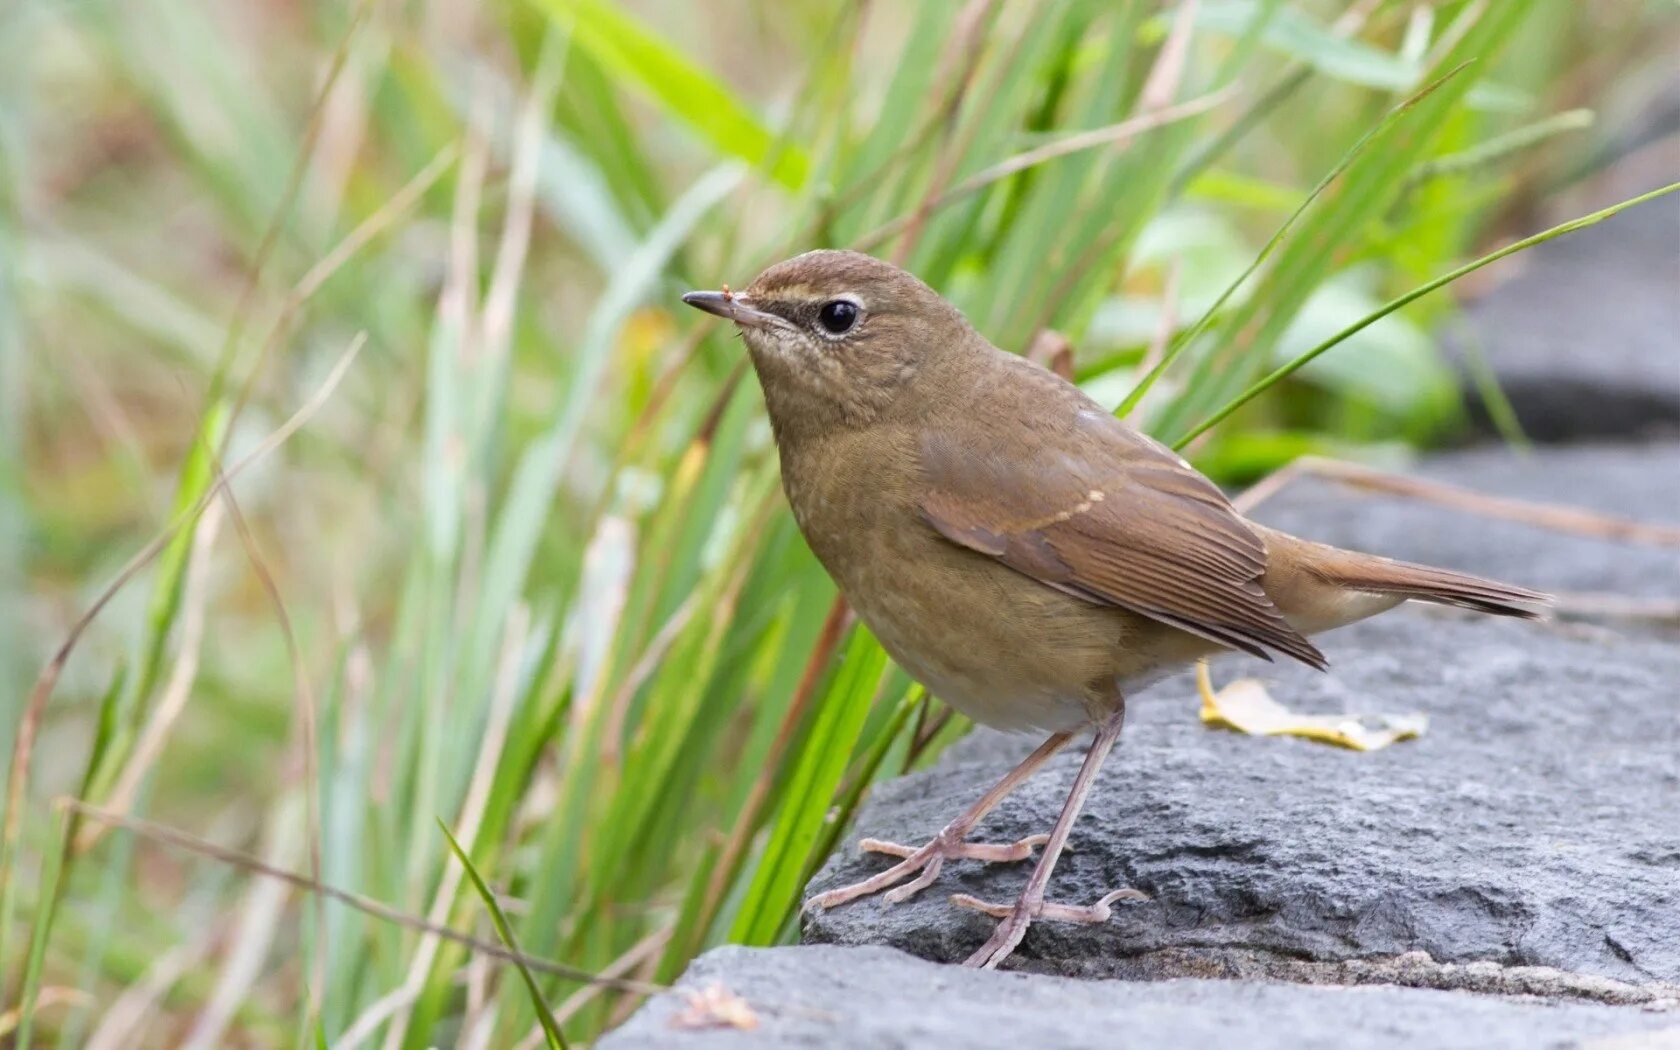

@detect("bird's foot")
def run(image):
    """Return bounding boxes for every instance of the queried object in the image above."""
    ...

[954,887,1149,970]
[803,831,1050,912]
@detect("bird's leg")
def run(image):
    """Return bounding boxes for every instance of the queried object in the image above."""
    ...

[961,705,1134,970]
[804,730,1073,912]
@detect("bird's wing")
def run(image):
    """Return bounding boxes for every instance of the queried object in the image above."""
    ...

[917,407,1325,668]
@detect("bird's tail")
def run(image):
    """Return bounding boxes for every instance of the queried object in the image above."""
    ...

[1310,549,1551,620]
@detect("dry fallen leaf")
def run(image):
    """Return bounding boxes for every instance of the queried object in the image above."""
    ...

[670,983,760,1032]
[1196,661,1427,752]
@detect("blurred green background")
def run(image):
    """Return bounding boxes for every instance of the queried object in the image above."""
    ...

[1,0,1675,1045]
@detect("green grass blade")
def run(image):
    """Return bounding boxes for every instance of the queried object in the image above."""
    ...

[730,625,888,946]
[1153,1,1535,441]
[14,812,68,1050]
[529,0,808,187]
[1116,62,1472,419]
[1455,319,1531,450]
[1173,182,1680,448]
[1405,107,1593,188]
[438,819,569,1050]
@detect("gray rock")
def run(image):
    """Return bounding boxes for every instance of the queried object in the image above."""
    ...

[601,945,1680,1050]
[1456,191,1680,441]
[804,444,1680,993]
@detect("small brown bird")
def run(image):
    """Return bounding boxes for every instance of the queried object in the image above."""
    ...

[682,250,1548,970]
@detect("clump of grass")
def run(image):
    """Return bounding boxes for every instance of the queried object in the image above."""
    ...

[3,1,1675,1045]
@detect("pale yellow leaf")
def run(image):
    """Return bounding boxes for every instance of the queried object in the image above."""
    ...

[1196,661,1426,752]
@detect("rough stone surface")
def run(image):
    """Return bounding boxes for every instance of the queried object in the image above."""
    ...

[1455,191,1680,441]
[601,945,1680,1050]
[804,444,1680,993]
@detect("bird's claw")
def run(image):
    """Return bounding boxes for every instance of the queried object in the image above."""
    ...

[802,832,1050,913]
[955,886,1149,969]
[952,886,1148,924]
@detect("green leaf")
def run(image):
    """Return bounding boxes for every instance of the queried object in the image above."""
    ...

[1271,272,1452,416]
[528,0,809,188]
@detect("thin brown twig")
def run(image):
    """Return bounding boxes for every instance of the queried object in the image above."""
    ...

[58,799,666,996]
[1232,455,1680,548]
[907,705,957,768]
[1550,593,1680,627]
[887,0,1003,264]
[550,925,672,1031]
[1138,257,1183,381]
[205,22,378,701]
[1140,0,1200,112]
[211,426,326,1016]
[1025,329,1075,380]
[217,0,375,414]
[293,143,460,306]
[858,87,1237,255]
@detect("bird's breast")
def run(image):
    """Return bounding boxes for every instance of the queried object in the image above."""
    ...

[780,436,1119,733]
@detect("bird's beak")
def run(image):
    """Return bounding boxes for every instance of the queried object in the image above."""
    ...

[681,290,779,329]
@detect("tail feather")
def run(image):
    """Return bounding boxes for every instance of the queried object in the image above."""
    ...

[1324,556,1551,620]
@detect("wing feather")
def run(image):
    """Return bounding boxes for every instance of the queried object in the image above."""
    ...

[918,409,1325,670]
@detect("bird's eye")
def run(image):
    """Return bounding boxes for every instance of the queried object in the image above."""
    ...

[816,299,858,335]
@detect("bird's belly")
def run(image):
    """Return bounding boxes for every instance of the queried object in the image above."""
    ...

[883,643,1092,734]
[826,533,1120,734]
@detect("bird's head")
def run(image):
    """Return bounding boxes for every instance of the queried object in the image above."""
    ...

[682,250,974,436]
